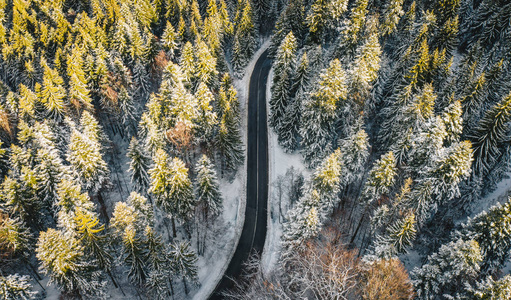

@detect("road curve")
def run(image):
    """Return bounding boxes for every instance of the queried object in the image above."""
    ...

[209,50,272,299]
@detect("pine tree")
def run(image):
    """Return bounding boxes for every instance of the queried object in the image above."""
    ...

[168,241,198,295]
[162,21,178,58]
[281,189,322,257]
[0,274,37,300]
[0,215,31,258]
[181,41,196,86]
[67,124,110,195]
[149,150,195,236]
[122,225,148,286]
[412,239,482,300]
[470,91,511,180]
[270,31,296,132]
[300,59,347,167]
[195,39,218,87]
[457,198,511,273]
[348,27,381,107]
[306,0,348,42]
[380,0,405,37]
[470,275,511,300]
[127,137,151,193]
[127,192,153,226]
[196,154,222,221]
[37,63,67,121]
[340,0,369,49]
[442,100,463,144]
[194,82,218,145]
[312,149,342,216]
[231,0,256,75]
[74,208,112,273]
[36,228,105,297]
[339,118,370,186]
[363,151,397,204]
[374,212,417,257]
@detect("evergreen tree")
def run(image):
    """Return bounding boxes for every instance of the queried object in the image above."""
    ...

[195,39,218,87]
[363,151,397,204]
[74,208,112,274]
[127,137,151,193]
[457,198,511,273]
[149,150,195,237]
[37,63,67,121]
[311,149,342,216]
[196,154,222,221]
[168,241,198,295]
[300,59,347,167]
[469,275,511,300]
[0,274,37,300]
[470,91,511,181]
[67,125,110,195]
[194,82,218,145]
[270,31,297,132]
[0,215,31,258]
[232,0,256,75]
[36,228,105,297]
[412,239,482,300]
[380,0,405,37]
[306,0,348,42]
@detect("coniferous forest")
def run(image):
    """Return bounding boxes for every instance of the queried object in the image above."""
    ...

[1,0,511,299]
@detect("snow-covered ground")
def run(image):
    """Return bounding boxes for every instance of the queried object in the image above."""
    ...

[260,64,309,276]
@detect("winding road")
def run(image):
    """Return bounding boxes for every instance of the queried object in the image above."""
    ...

[209,50,272,299]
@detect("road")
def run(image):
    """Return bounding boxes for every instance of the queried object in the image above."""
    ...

[209,50,272,299]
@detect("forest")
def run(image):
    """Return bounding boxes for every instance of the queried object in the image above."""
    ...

[1,0,511,299]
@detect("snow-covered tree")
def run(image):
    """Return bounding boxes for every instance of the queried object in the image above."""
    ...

[127,137,151,193]
[168,241,198,295]
[0,274,37,300]
[36,228,105,297]
[270,31,296,132]
[300,59,347,167]
[457,198,511,273]
[413,239,482,300]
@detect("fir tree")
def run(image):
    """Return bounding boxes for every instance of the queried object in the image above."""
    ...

[127,137,151,194]
[380,0,405,37]
[300,59,347,167]
[470,91,511,180]
[363,151,397,204]
[0,274,37,300]
[457,198,511,273]
[194,82,218,145]
[270,31,297,132]
[413,239,482,300]
[168,241,198,295]
[306,0,348,42]
[231,0,256,75]
[37,63,67,121]
[36,228,105,297]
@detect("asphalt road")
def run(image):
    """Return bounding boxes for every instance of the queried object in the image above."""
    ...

[209,50,272,299]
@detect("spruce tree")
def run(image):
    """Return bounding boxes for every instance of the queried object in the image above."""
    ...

[470,91,511,180]
[194,82,218,145]
[127,137,151,194]
[300,59,347,167]
[0,274,37,300]
[168,241,198,295]
[36,228,105,297]
[412,239,482,300]
[270,31,296,132]
[380,0,405,37]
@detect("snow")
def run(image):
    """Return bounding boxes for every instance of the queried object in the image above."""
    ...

[260,64,309,276]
